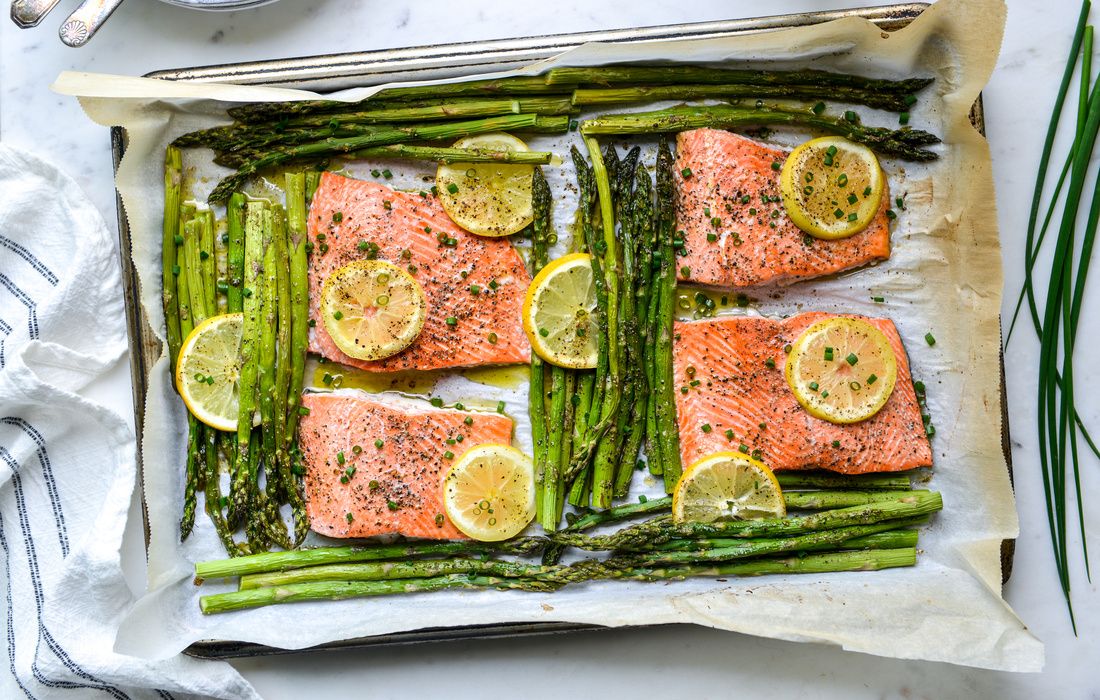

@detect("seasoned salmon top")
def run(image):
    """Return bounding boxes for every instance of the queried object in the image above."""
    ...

[673,129,891,289]
[307,172,531,372]
[299,392,514,540]
[673,312,931,474]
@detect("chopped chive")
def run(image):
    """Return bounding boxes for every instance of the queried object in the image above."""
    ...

[764,357,776,369]
[430,397,444,407]
[332,310,343,320]
[381,169,392,179]
[925,332,936,346]
[824,347,834,362]
[464,416,473,426]
[872,296,884,303]
[487,332,498,344]
[867,373,878,385]
[446,182,459,194]
[809,381,819,391]
[332,212,343,223]
[832,440,841,448]
[812,102,826,115]
[681,167,693,179]
[374,439,384,449]
[336,451,345,465]
[700,423,712,433]
[446,316,458,327]
[738,444,749,454]
[846,353,858,366]
[724,429,735,440]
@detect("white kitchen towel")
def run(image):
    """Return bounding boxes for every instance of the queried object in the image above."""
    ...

[0,143,258,699]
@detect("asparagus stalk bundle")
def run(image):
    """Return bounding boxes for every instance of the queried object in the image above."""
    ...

[208,113,540,203]
[195,491,936,613]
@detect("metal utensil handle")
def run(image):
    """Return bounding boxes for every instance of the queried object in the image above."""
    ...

[10,0,63,28]
[59,0,125,47]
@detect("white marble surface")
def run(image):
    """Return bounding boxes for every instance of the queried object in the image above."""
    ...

[2,0,1099,697]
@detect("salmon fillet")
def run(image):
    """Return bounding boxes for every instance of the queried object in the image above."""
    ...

[673,128,891,288]
[299,392,514,539]
[673,312,931,474]
[307,172,531,372]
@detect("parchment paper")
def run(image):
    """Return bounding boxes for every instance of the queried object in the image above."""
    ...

[55,0,1043,671]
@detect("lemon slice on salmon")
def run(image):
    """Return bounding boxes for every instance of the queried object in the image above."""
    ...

[672,452,785,523]
[522,252,599,369]
[436,133,535,237]
[779,136,885,240]
[321,260,427,361]
[785,317,898,424]
[176,313,243,432]
[443,444,536,541]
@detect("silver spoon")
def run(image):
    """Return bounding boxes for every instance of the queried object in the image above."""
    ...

[10,0,63,28]
[59,0,125,47]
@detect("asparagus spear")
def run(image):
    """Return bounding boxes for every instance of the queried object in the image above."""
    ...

[199,211,217,317]
[653,143,682,492]
[614,165,654,497]
[542,366,567,530]
[230,201,266,524]
[209,113,540,203]
[571,84,917,112]
[225,193,246,314]
[284,173,311,544]
[652,527,919,553]
[586,138,624,509]
[545,66,933,95]
[563,149,607,495]
[552,491,943,551]
[195,538,547,579]
[606,521,916,565]
[515,115,572,135]
[343,144,553,165]
[785,489,930,510]
[257,207,292,550]
[580,104,940,161]
[239,557,557,589]
[529,173,550,519]
[777,471,912,491]
[161,146,184,371]
[175,210,201,539]
[202,544,919,613]
[200,573,559,614]
[593,547,918,583]
[225,77,567,122]
[305,171,322,200]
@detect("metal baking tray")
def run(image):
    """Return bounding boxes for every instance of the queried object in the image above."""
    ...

[109,1,1013,659]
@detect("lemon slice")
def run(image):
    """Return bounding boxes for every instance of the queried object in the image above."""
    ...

[443,444,536,541]
[785,317,898,424]
[779,136,885,240]
[436,133,535,237]
[672,452,785,523]
[321,260,427,361]
[522,252,598,369]
[176,313,243,432]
